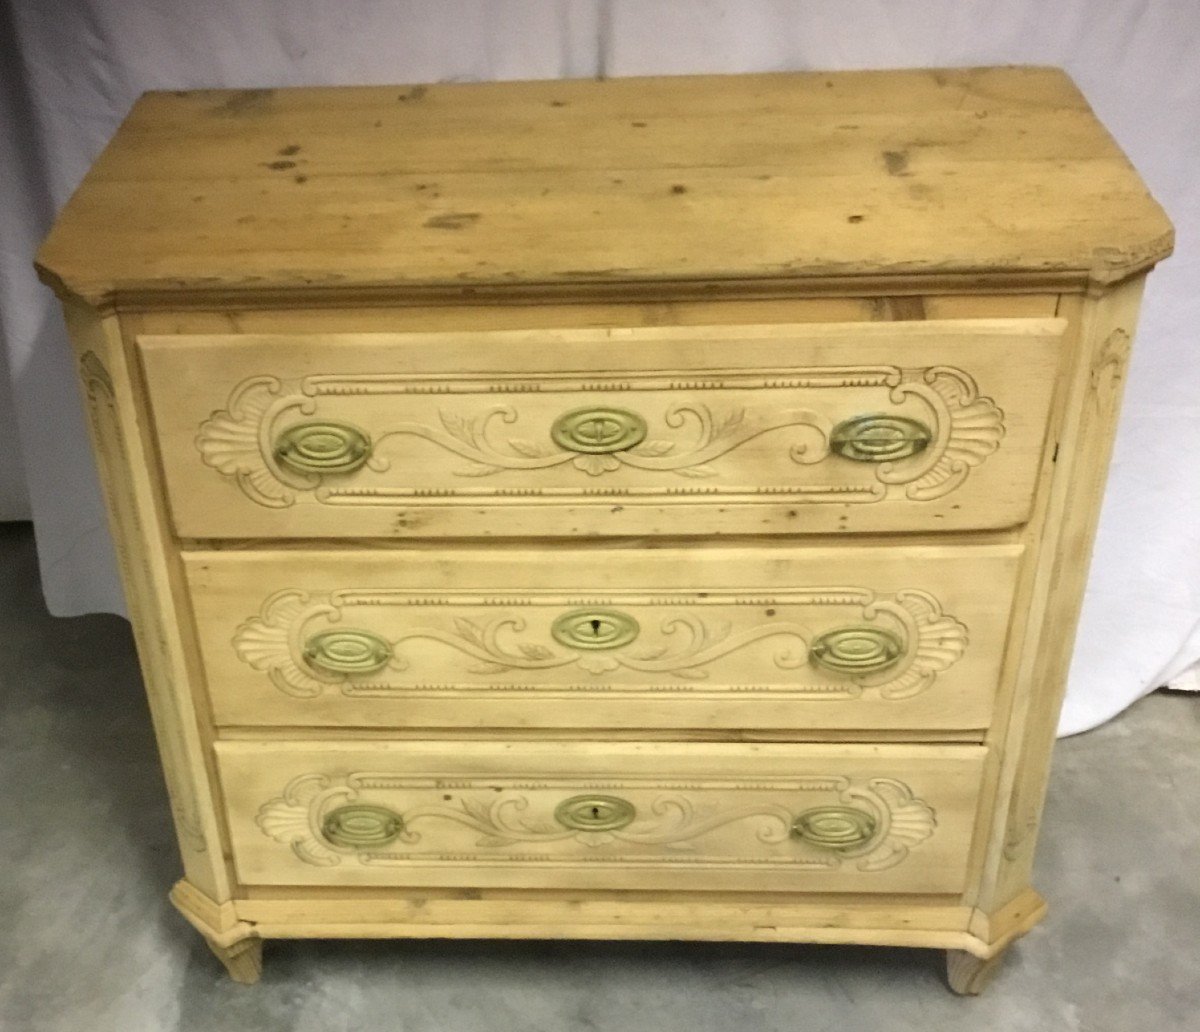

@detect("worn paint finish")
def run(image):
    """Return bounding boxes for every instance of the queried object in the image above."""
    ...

[32,69,1173,991]
[36,67,1172,307]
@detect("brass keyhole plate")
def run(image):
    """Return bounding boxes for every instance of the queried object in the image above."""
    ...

[550,608,640,650]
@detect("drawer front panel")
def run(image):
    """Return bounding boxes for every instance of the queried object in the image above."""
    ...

[217,740,987,893]
[141,320,1064,538]
[185,544,1022,731]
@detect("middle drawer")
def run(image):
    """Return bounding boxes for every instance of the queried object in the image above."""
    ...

[185,544,1021,732]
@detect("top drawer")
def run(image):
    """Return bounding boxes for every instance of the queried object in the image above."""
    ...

[140,319,1064,539]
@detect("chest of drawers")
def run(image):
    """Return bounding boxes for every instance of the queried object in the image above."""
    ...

[36,67,1171,994]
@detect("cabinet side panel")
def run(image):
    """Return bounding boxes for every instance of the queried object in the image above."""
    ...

[979,277,1146,910]
[64,298,232,899]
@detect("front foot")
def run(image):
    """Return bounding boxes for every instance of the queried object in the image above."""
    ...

[206,934,263,984]
[945,947,1006,995]
[170,880,263,984]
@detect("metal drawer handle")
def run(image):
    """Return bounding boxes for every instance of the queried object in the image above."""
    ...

[830,414,931,462]
[810,626,903,675]
[303,629,392,675]
[555,794,637,831]
[321,804,404,848]
[792,806,877,849]
[551,406,648,454]
[550,608,640,650]
[275,420,372,474]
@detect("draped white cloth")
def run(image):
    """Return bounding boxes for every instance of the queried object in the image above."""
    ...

[2,0,1197,733]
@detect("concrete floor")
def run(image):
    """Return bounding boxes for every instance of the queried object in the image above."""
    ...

[0,520,1196,1031]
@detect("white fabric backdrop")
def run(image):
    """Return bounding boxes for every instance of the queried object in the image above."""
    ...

[2,0,1197,734]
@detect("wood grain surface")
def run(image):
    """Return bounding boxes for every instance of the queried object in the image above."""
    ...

[37,68,1171,306]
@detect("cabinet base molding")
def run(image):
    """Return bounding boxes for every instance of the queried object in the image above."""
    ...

[170,879,1044,987]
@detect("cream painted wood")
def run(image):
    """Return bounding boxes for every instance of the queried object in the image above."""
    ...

[184,543,1022,731]
[170,880,1047,969]
[128,292,1061,339]
[139,319,1064,539]
[215,740,985,894]
[977,277,1150,912]
[40,68,1171,991]
[62,299,233,902]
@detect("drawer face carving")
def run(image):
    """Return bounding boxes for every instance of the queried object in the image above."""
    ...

[217,740,987,893]
[185,544,1022,731]
[140,320,1065,538]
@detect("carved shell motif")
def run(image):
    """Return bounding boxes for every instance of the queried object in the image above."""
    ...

[252,772,351,866]
[230,585,967,700]
[196,365,1005,508]
[195,377,314,507]
[851,779,938,872]
[884,368,1006,501]
[232,590,341,698]
[874,590,968,700]
[255,772,938,872]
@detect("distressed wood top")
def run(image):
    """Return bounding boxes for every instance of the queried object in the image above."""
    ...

[37,66,1172,306]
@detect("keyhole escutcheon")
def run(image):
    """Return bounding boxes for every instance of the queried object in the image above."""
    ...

[550,608,640,650]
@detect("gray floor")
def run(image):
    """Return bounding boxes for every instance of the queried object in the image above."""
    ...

[0,521,1196,1031]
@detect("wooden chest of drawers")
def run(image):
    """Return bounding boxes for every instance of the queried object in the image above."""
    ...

[36,67,1171,994]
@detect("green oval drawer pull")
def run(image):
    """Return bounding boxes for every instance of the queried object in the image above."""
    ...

[810,626,903,675]
[304,629,392,674]
[550,608,640,650]
[555,794,637,832]
[322,804,404,848]
[830,414,931,462]
[275,421,372,474]
[792,806,877,849]
[551,406,648,454]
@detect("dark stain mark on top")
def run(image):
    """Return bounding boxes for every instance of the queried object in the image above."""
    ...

[847,214,865,223]
[670,184,688,194]
[882,149,911,176]
[550,99,566,107]
[213,88,273,117]
[423,212,482,230]
[397,85,429,102]
[630,121,647,128]
[278,144,301,156]
[262,160,296,171]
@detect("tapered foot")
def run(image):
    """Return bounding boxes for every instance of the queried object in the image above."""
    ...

[206,934,263,984]
[945,947,1006,995]
[170,881,263,985]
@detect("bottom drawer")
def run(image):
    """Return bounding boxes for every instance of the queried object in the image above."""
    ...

[217,740,987,895]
